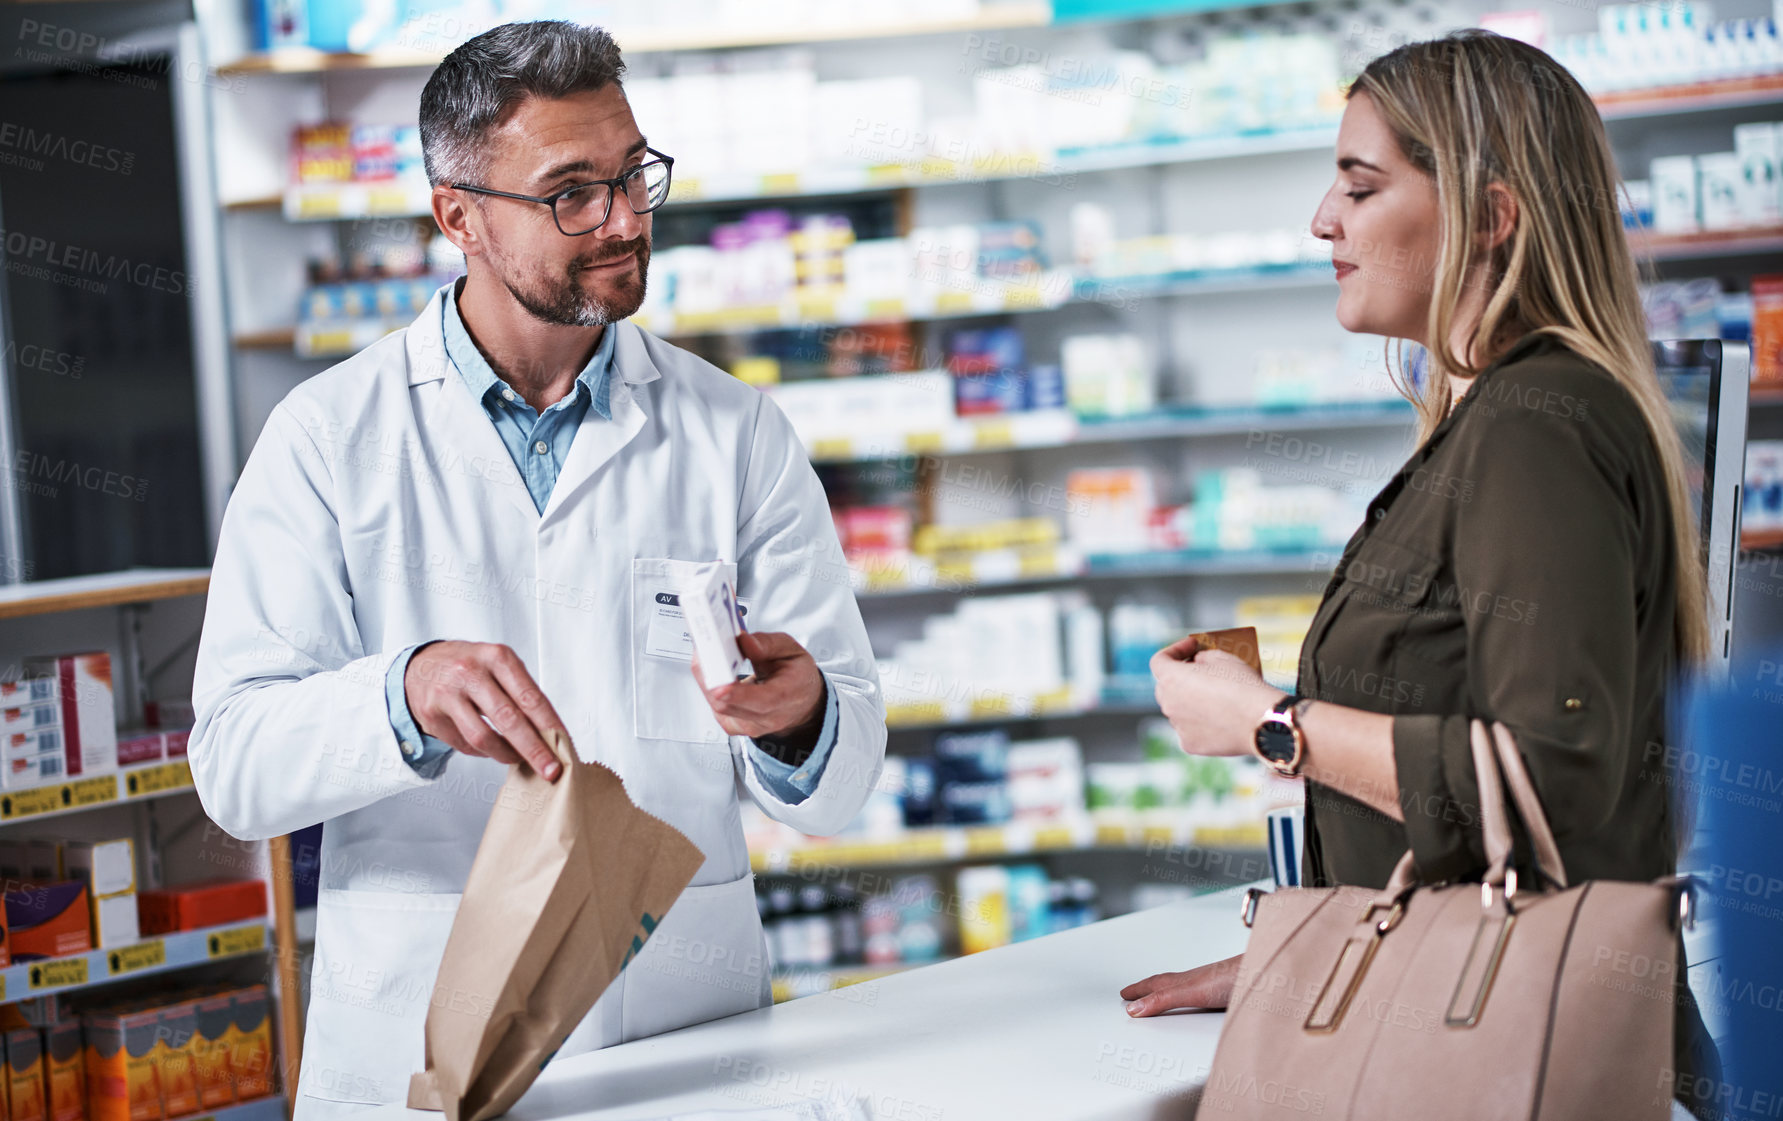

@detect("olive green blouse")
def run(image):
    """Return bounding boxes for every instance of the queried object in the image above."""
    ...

[1297,331,1682,890]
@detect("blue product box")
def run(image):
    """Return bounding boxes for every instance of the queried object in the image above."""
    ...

[938,779,1012,825]
[934,728,1009,783]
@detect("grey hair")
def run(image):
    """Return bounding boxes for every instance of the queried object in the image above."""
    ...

[419,20,627,187]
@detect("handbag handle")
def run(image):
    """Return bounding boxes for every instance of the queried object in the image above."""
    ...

[1379,720,1568,900]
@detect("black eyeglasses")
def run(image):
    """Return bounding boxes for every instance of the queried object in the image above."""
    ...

[452,147,675,236]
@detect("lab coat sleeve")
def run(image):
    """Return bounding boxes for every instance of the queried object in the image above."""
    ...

[191,404,436,841]
[731,394,886,836]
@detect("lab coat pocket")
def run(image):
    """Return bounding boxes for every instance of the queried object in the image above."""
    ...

[620,872,769,1041]
[632,557,734,745]
[299,888,463,1106]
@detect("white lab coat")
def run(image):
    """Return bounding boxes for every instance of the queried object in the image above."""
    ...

[190,286,886,1118]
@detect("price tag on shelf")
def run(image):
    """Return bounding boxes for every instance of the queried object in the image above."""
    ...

[808,437,854,461]
[108,940,167,977]
[301,328,355,357]
[903,430,945,454]
[972,420,1015,450]
[934,291,976,316]
[863,298,906,322]
[795,292,838,323]
[884,702,945,727]
[1033,825,1076,850]
[668,177,702,202]
[1032,686,1075,714]
[294,190,342,219]
[28,959,88,991]
[1002,286,1046,311]
[963,826,1006,855]
[207,924,267,959]
[364,186,414,215]
[1017,550,1060,578]
[124,760,192,798]
[865,164,906,186]
[1095,823,1133,846]
[758,172,801,196]
[1141,825,1176,847]
[918,156,961,182]
[968,695,1014,720]
[0,774,118,821]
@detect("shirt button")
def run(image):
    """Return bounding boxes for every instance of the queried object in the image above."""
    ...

[502,387,516,401]
[534,440,549,455]
[401,741,417,756]
[1564,698,1583,711]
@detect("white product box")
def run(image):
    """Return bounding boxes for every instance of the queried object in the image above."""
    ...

[91,890,139,949]
[677,562,751,690]
[3,727,66,789]
[0,678,54,705]
[1650,155,1701,233]
[1697,152,1745,230]
[61,838,135,897]
[1734,122,1782,226]
[0,699,58,734]
[23,652,117,778]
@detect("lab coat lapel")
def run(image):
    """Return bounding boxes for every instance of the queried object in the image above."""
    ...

[540,321,657,524]
[405,287,538,522]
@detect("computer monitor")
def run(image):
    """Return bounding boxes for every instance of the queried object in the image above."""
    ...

[1652,339,1748,676]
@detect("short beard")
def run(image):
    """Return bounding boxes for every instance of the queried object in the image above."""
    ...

[497,236,651,328]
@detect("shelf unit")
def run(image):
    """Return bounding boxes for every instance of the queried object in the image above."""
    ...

[1,920,269,1001]
[855,546,1338,599]
[750,817,1267,874]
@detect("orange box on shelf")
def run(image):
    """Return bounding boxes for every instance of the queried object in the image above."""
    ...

[1755,275,1783,385]
[42,1021,82,1121]
[5,883,90,960]
[153,1002,199,1118]
[224,986,273,1100]
[190,993,235,1110]
[82,1008,161,1121]
[7,1024,48,1121]
[136,880,266,936]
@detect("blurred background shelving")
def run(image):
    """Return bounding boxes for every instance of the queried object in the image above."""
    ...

[179,0,1783,1002]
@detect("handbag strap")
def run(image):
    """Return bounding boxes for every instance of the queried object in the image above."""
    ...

[1376,719,1567,903]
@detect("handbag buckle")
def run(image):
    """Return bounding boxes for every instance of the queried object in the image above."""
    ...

[1480,868,1517,912]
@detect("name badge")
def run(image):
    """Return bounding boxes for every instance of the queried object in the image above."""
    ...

[644,590,749,662]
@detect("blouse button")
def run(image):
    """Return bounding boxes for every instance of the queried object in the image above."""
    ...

[1564,697,1583,711]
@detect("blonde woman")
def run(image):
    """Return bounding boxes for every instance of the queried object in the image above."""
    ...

[1120,31,1720,1117]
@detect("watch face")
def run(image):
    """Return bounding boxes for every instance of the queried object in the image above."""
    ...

[1254,718,1298,763]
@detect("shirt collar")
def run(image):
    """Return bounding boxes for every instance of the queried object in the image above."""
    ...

[441,279,616,420]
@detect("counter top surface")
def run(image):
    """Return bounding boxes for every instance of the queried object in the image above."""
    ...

[365,886,1254,1121]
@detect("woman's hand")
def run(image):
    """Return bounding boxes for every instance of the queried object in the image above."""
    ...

[1121,953,1243,1016]
[1150,636,1285,757]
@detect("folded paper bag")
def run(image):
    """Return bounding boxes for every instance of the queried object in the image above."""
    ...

[408,731,705,1121]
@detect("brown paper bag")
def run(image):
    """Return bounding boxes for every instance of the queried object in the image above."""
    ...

[407,731,704,1121]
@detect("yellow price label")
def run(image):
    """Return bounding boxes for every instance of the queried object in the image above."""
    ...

[972,420,1015,449]
[304,329,355,355]
[1095,824,1133,846]
[758,172,800,196]
[1141,825,1176,847]
[364,186,413,215]
[294,192,342,219]
[124,760,192,798]
[968,695,1014,720]
[808,437,854,462]
[903,430,945,454]
[863,298,906,322]
[108,940,167,977]
[861,566,906,592]
[865,164,906,185]
[934,560,975,588]
[0,774,118,821]
[1194,824,1268,849]
[963,827,1006,855]
[917,156,961,182]
[1003,286,1046,310]
[1033,825,1075,850]
[884,702,945,727]
[795,293,838,323]
[1018,550,1059,578]
[28,958,88,991]
[934,291,976,315]
[667,177,702,201]
[1032,686,1075,714]
[207,924,267,959]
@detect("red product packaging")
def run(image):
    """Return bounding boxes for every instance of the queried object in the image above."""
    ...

[114,732,164,767]
[1754,275,1783,386]
[136,880,266,935]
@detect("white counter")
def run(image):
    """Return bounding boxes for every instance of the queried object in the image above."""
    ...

[364,886,1254,1121]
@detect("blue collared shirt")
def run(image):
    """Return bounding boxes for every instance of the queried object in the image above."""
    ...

[382,285,839,800]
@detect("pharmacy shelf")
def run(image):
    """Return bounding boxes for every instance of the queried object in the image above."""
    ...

[0,920,269,1001]
[855,547,1336,598]
[1596,73,1783,121]
[800,398,1414,464]
[261,263,1333,357]
[0,567,210,620]
[1635,226,1783,263]
[185,1096,287,1121]
[884,690,1159,731]
[1752,386,1783,408]
[0,758,195,826]
[749,816,1267,874]
[214,2,1053,75]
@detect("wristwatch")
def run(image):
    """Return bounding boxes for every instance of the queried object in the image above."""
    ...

[1253,695,1309,777]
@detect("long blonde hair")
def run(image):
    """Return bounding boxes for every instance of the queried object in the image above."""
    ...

[1351,31,1709,663]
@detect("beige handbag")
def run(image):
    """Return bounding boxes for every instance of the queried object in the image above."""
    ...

[1202,721,1694,1120]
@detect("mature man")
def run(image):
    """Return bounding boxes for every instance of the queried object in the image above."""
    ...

[191,22,885,1117]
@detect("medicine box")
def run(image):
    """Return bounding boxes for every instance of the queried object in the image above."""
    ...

[23,652,117,779]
